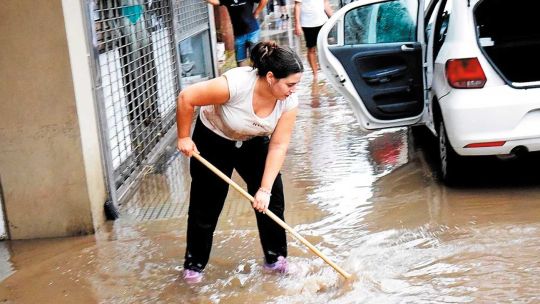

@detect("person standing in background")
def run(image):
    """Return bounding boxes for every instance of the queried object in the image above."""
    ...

[207,0,268,66]
[267,0,275,18]
[294,0,333,80]
[277,0,289,19]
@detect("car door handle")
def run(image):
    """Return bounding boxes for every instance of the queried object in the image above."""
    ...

[401,44,415,52]
[362,65,407,84]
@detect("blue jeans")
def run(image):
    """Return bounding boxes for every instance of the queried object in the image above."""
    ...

[234,29,260,63]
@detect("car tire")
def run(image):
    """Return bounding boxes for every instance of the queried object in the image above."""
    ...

[438,120,462,185]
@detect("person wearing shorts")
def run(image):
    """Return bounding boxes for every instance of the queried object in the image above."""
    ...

[277,0,289,19]
[206,0,267,66]
[294,0,333,80]
[234,29,261,65]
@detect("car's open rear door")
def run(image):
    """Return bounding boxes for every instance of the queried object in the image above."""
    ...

[317,0,426,130]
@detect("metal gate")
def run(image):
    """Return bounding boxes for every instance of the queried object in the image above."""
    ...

[88,0,212,210]
[173,0,209,39]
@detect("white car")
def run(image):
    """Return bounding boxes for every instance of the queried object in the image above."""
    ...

[317,0,540,184]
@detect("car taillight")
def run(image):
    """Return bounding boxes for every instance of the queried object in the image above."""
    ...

[445,58,486,89]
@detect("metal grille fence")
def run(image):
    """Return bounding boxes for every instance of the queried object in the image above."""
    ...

[173,0,209,40]
[91,0,179,203]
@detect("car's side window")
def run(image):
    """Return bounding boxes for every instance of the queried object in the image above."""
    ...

[432,0,452,60]
[425,1,440,44]
[344,0,418,45]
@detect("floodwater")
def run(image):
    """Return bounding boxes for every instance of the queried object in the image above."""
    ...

[2,17,540,304]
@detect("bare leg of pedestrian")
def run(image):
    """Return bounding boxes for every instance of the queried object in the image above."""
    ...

[307,47,318,81]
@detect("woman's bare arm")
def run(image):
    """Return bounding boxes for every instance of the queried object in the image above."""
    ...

[176,76,229,155]
[252,108,298,211]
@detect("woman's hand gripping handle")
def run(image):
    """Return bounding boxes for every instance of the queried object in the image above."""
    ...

[177,137,199,157]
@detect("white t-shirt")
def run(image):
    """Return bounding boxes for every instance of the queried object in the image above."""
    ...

[295,0,328,28]
[200,67,298,141]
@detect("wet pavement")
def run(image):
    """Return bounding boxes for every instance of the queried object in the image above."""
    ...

[2,14,540,304]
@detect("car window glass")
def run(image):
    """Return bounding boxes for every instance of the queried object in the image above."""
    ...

[432,0,452,59]
[344,0,418,45]
[328,24,338,45]
[425,1,440,42]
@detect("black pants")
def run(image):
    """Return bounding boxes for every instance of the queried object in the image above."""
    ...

[184,118,287,272]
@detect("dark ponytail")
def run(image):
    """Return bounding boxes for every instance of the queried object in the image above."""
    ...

[250,41,304,79]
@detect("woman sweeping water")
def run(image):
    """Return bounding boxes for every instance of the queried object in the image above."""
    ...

[176,40,304,283]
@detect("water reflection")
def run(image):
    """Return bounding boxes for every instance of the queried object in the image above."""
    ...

[0,243,14,282]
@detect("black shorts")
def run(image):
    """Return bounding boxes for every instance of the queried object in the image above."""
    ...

[277,0,286,6]
[302,26,323,49]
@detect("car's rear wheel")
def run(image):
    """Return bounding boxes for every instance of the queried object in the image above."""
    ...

[438,120,462,185]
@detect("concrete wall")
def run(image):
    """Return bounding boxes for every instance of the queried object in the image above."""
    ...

[0,0,107,239]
